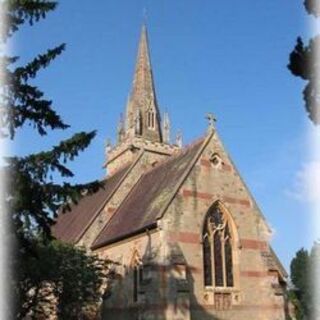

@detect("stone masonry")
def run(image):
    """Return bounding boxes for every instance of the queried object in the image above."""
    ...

[53,24,288,320]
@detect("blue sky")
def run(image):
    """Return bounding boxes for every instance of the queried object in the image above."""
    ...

[11,1,314,270]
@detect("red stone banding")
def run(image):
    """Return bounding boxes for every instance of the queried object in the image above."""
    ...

[182,190,250,208]
[182,189,213,200]
[168,231,200,244]
[221,163,232,171]
[240,271,269,278]
[200,159,211,167]
[223,196,251,207]
[240,239,268,251]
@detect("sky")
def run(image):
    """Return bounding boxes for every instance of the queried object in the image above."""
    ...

[10,0,316,271]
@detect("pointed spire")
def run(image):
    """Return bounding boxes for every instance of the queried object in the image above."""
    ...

[125,24,163,142]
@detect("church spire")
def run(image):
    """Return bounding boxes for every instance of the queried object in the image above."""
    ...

[125,24,163,142]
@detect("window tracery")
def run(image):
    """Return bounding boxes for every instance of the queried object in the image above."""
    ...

[202,203,234,288]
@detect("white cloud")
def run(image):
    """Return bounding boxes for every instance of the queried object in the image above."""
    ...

[286,161,320,204]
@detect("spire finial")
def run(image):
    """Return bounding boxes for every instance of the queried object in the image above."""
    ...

[143,7,148,25]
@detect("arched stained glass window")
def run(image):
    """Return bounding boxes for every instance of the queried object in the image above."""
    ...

[202,203,234,287]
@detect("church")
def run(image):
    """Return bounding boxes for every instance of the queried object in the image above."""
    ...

[53,25,289,320]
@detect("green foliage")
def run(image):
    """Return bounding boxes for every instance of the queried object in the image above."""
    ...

[289,244,320,319]
[290,248,311,318]
[2,44,69,138]
[15,240,113,319]
[1,0,102,245]
[287,2,320,125]
[286,289,304,320]
[0,0,57,41]
[6,131,101,242]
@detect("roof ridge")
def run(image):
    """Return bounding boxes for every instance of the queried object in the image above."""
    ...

[141,134,207,176]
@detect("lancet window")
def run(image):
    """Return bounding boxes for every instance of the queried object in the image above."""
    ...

[133,265,143,302]
[147,111,155,129]
[131,250,143,303]
[202,203,234,288]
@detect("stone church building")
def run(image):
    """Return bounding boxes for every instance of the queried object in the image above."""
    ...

[53,25,288,320]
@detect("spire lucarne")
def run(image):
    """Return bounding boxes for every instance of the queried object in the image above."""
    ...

[125,24,162,142]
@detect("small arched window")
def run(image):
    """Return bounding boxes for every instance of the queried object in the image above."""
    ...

[131,250,143,303]
[202,203,234,287]
[133,265,143,302]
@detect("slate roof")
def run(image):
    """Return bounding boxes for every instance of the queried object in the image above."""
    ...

[92,138,205,249]
[52,165,130,244]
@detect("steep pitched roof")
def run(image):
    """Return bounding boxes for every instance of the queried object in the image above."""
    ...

[92,137,207,249]
[52,165,130,244]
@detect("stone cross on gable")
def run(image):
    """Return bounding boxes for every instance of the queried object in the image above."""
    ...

[206,112,217,132]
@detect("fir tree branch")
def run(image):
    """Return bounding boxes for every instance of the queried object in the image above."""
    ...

[7,131,97,182]
[14,44,66,81]
[2,66,70,137]
[1,0,57,41]
[6,161,102,238]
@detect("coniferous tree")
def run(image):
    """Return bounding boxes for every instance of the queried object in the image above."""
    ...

[287,0,320,124]
[1,0,101,247]
[289,244,320,319]
[290,248,311,318]
[0,1,107,318]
